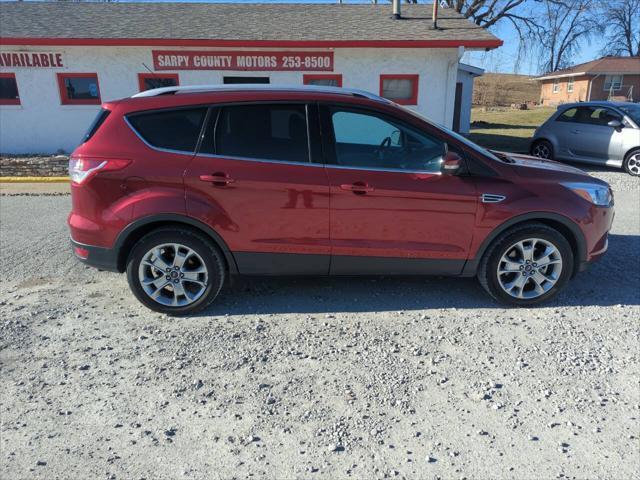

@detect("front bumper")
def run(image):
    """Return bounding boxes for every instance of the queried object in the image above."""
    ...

[70,238,120,272]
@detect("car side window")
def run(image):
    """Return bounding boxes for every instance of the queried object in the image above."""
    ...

[127,108,207,152]
[556,107,578,122]
[573,106,622,126]
[202,104,309,163]
[328,108,445,172]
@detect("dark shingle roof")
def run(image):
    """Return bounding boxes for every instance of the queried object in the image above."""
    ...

[0,2,501,46]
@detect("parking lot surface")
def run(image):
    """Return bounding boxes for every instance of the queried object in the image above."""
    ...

[1,168,639,480]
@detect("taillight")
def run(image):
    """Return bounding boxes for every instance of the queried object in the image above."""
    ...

[69,157,130,184]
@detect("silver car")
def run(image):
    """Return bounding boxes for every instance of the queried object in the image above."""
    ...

[530,101,640,176]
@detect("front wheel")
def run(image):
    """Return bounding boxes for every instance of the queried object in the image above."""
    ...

[623,149,640,176]
[478,224,574,306]
[126,228,225,315]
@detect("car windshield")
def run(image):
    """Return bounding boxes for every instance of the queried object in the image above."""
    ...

[618,104,640,125]
[398,105,503,163]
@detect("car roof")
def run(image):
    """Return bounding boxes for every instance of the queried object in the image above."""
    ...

[108,84,396,114]
[557,100,638,109]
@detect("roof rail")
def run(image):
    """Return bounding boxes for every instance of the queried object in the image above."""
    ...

[131,84,390,103]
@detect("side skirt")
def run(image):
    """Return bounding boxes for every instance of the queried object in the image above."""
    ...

[234,252,465,276]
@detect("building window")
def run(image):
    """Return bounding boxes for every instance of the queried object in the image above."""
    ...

[303,74,342,87]
[223,76,270,84]
[0,73,20,105]
[567,78,574,93]
[57,73,101,105]
[552,79,560,93]
[380,75,419,105]
[604,74,623,91]
[138,73,179,92]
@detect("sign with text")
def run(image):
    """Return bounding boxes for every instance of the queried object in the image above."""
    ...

[0,52,64,68]
[152,50,334,71]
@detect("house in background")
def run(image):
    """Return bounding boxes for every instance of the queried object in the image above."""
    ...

[536,56,640,105]
[454,63,484,134]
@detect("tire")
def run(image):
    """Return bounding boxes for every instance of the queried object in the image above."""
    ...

[477,223,574,307]
[623,148,640,176]
[126,227,225,315]
[530,140,554,160]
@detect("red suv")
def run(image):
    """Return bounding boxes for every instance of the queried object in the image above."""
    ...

[68,85,614,314]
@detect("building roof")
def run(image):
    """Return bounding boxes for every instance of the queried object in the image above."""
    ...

[0,2,502,49]
[458,63,485,77]
[537,56,640,80]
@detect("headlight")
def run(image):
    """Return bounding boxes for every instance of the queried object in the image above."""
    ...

[562,182,612,206]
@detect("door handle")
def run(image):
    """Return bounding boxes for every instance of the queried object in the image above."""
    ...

[571,129,580,134]
[340,182,374,194]
[199,173,235,186]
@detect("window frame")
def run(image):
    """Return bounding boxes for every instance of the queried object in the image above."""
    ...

[196,101,321,165]
[603,74,623,91]
[303,74,343,87]
[0,73,20,105]
[379,74,419,106]
[567,77,574,93]
[137,73,179,92]
[57,72,101,105]
[125,105,209,155]
[318,103,450,174]
[552,79,560,93]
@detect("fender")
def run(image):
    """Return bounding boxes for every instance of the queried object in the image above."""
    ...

[114,213,239,274]
[461,211,587,277]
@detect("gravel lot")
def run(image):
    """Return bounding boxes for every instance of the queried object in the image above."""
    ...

[1,167,639,480]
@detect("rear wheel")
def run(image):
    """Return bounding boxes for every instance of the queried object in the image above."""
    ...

[623,149,640,176]
[530,140,554,160]
[478,223,573,306]
[126,227,225,315]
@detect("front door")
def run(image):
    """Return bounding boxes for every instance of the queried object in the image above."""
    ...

[185,103,330,274]
[320,105,478,275]
[565,106,625,164]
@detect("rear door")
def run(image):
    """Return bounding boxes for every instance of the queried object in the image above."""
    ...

[320,104,477,275]
[184,102,330,274]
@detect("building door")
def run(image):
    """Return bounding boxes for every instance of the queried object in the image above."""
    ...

[223,76,270,84]
[453,82,463,133]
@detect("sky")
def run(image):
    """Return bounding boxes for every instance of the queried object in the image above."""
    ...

[19,0,605,75]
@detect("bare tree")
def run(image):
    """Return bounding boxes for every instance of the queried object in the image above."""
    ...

[535,0,597,73]
[599,0,640,57]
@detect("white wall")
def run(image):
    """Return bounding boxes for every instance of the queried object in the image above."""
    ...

[0,45,460,154]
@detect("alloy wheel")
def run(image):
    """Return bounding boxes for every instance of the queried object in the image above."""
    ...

[138,243,209,307]
[496,238,563,300]
[532,142,551,159]
[626,153,640,176]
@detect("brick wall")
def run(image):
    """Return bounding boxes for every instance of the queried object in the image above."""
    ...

[0,155,69,177]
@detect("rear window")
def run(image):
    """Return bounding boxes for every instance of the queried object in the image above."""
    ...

[204,104,309,163]
[127,108,207,152]
[82,108,110,143]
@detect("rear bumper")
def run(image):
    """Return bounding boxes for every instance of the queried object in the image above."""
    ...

[70,238,120,272]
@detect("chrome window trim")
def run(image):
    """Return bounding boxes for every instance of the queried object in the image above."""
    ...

[194,152,324,168]
[124,115,198,156]
[325,163,442,175]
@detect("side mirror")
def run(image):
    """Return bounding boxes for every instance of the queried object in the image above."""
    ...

[607,118,624,129]
[441,151,463,175]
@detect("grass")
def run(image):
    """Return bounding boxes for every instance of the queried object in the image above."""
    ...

[467,107,556,153]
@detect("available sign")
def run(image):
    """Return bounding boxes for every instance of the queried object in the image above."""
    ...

[0,51,64,68]
[152,50,334,71]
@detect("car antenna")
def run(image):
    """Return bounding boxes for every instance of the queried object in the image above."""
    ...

[142,62,154,74]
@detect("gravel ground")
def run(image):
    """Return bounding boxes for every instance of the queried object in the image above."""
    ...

[1,168,639,480]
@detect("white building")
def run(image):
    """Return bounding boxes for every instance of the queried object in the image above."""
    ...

[0,2,500,154]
